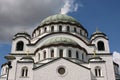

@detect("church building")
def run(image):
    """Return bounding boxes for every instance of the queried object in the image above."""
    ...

[0,14,120,80]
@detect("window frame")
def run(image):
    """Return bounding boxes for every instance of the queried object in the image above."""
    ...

[21,67,28,77]
[16,41,24,51]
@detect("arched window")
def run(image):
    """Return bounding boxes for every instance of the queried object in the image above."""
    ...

[39,29,41,35]
[59,49,63,57]
[95,66,102,77]
[59,25,62,32]
[38,53,40,61]
[97,41,105,51]
[21,67,28,77]
[80,30,82,35]
[43,51,46,59]
[51,49,54,57]
[68,50,72,57]
[16,41,24,51]
[74,27,76,32]
[67,26,70,32]
[44,27,47,33]
[76,51,79,59]
[82,53,84,60]
[5,67,8,74]
[51,26,54,32]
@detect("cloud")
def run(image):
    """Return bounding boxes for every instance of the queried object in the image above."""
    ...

[0,0,82,43]
[60,0,79,14]
[0,0,64,43]
[113,51,120,73]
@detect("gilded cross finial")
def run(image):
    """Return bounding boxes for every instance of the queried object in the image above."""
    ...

[96,27,99,32]
[26,50,29,56]
[93,46,96,57]
[60,8,62,14]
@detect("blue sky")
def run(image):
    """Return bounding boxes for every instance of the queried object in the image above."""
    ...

[0,0,120,70]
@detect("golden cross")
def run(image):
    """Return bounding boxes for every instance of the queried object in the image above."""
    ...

[26,50,29,56]
[96,27,98,31]
[93,47,96,57]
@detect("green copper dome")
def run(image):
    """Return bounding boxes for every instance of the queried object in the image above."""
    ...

[44,37,78,46]
[40,14,80,26]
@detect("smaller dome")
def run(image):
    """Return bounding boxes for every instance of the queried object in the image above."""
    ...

[5,55,16,60]
[20,56,34,61]
[89,57,104,62]
[14,31,31,38]
[90,29,107,39]
[44,37,78,46]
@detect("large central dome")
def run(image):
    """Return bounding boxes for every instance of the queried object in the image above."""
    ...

[40,14,80,26]
[32,14,88,38]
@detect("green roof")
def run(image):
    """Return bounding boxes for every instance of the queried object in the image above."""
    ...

[44,37,78,46]
[40,14,80,26]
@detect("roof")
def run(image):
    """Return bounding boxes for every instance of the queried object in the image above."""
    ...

[32,14,88,36]
[44,37,78,46]
[20,56,34,61]
[15,31,31,37]
[40,14,80,26]
[33,57,90,70]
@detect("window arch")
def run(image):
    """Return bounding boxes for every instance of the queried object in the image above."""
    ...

[5,67,8,74]
[80,30,82,35]
[51,49,54,57]
[82,53,84,60]
[59,49,63,57]
[97,41,105,51]
[21,67,28,77]
[43,51,46,59]
[16,41,24,51]
[59,25,62,32]
[95,66,102,77]
[76,51,79,59]
[68,50,72,57]
[39,29,41,35]
[38,53,40,61]
[67,26,70,32]
[74,27,76,32]
[51,26,54,32]
[44,27,47,33]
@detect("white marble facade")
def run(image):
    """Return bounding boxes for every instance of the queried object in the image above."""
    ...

[0,14,119,80]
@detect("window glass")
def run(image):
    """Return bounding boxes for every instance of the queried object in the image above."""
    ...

[16,41,24,51]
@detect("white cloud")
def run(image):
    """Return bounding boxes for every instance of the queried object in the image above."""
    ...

[0,0,82,43]
[113,51,120,73]
[60,0,79,14]
[0,0,64,43]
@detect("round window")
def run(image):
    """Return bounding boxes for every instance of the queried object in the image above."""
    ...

[58,67,65,75]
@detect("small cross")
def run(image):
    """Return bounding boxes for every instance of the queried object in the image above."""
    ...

[26,50,29,56]
[93,47,96,57]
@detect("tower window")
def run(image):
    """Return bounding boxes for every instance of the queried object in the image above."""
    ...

[97,41,105,51]
[21,67,28,77]
[51,49,54,57]
[67,26,70,32]
[68,50,72,57]
[59,49,63,57]
[95,66,102,77]
[59,25,62,32]
[16,41,24,51]
[51,26,54,32]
